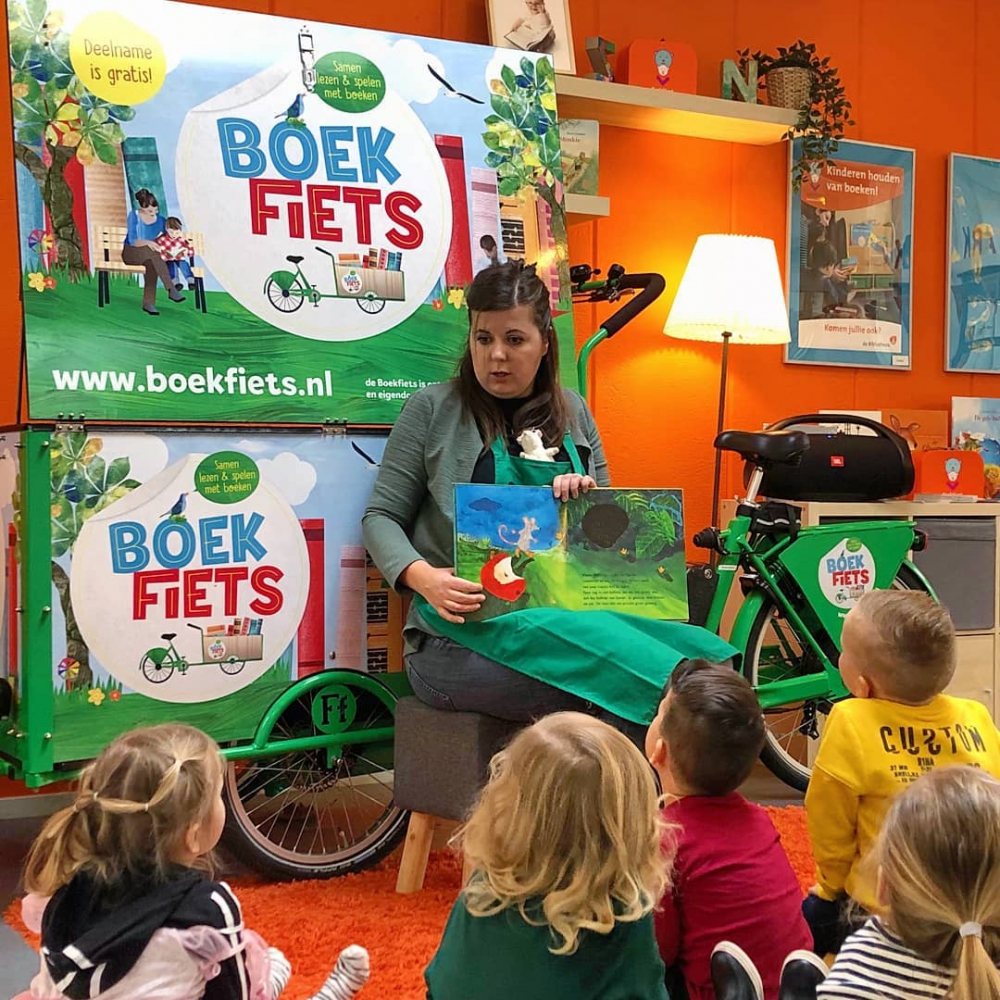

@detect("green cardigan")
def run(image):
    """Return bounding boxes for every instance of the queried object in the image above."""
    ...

[425,898,669,1000]
[361,381,610,642]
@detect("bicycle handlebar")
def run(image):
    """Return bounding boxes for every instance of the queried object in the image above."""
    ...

[600,272,666,338]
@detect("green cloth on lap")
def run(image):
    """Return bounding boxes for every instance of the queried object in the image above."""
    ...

[419,604,739,724]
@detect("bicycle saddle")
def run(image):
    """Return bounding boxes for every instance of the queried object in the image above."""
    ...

[285,255,304,264]
[715,429,810,465]
[160,632,177,641]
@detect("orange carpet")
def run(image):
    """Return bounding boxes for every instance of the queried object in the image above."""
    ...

[4,806,813,1000]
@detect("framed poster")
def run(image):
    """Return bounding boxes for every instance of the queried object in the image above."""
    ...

[486,0,576,75]
[786,139,915,369]
[8,0,573,424]
[946,153,1000,372]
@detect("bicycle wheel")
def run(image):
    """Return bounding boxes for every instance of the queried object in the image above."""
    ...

[220,658,245,676]
[140,649,174,684]
[356,293,385,314]
[221,675,406,879]
[744,567,932,791]
[265,275,305,313]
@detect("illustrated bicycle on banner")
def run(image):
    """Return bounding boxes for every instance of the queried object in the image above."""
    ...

[264,247,405,315]
[139,623,262,684]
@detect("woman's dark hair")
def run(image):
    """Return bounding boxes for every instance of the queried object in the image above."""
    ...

[135,189,158,210]
[457,261,567,448]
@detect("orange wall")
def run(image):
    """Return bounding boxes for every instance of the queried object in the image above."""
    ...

[0,0,997,538]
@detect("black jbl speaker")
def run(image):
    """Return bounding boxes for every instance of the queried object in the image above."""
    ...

[752,413,914,502]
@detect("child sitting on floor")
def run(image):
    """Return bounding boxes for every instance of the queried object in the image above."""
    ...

[14,723,369,1000]
[804,590,1000,957]
[424,712,670,1000]
[820,765,1000,999]
[646,659,811,1000]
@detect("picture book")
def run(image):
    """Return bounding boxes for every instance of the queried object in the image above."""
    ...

[952,397,1000,497]
[817,408,949,450]
[454,485,688,622]
[559,119,600,196]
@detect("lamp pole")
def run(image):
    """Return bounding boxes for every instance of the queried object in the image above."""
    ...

[711,330,733,532]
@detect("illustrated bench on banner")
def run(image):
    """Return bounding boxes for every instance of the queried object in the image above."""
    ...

[92,225,208,313]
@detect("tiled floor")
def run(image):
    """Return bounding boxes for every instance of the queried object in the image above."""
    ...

[0,767,804,997]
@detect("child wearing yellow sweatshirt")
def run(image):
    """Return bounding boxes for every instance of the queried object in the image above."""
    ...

[804,589,1000,956]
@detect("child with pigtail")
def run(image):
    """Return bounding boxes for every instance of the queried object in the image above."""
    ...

[820,765,1000,1000]
[13,723,369,1000]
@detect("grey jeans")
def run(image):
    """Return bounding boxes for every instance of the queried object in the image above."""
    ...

[405,632,648,749]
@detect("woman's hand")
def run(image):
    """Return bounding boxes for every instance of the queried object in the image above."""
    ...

[402,560,484,624]
[552,473,597,502]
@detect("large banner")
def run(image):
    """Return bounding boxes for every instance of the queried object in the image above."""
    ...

[8,0,572,423]
[21,428,401,764]
[786,139,914,370]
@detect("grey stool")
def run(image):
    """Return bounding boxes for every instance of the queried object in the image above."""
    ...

[393,696,523,893]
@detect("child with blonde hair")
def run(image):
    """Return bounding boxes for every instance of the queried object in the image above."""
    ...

[13,723,369,1000]
[804,590,1000,956]
[820,765,1000,999]
[424,712,670,999]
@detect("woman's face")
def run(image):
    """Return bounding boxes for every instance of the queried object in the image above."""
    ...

[470,304,548,400]
[138,204,159,225]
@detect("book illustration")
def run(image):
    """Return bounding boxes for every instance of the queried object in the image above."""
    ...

[952,396,1000,497]
[454,485,688,621]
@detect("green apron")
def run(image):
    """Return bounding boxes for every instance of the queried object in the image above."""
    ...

[416,435,737,725]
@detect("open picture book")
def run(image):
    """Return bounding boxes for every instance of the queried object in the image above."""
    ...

[454,484,689,622]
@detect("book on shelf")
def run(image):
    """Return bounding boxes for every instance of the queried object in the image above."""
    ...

[952,396,1000,498]
[559,119,599,197]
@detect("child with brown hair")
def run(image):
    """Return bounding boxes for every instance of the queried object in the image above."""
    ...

[819,765,1000,999]
[13,723,368,1000]
[424,712,670,999]
[804,589,1000,957]
[646,659,811,1000]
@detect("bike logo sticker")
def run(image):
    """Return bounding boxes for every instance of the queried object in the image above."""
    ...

[311,683,358,734]
[175,44,451,344]
[70,450,310,703]
[341,269,363,294]
[819,537,876,609]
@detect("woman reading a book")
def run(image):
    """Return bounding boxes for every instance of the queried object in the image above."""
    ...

[122,189,186,316]
[363,261,733,741]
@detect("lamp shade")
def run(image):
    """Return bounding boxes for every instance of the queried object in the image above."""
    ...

[663,234,790,345]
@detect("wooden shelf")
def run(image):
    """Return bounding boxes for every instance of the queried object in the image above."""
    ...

[565,193,610,225]
[555,75,798,146]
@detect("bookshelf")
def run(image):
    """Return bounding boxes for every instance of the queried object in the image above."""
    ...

[556,75,798,221]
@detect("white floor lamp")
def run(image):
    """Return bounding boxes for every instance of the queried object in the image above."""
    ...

[663,234,791,528]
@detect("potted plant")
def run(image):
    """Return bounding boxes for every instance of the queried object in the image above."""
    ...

[737,40,854,189]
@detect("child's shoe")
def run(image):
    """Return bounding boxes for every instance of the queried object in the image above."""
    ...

[187,281,196,290]
[711,941,763,1000]
[314,945,369,1000]
[778,950,828,1000]
[174,282,184,291]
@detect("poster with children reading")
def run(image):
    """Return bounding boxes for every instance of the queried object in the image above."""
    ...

[8,0,573,424]
[786,139,914,370]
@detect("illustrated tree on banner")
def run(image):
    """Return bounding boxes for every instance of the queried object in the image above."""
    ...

[49,433,141,689]
[9,0,135,280]
[483,55,570,309]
